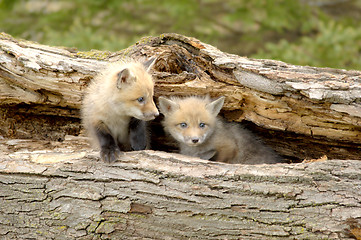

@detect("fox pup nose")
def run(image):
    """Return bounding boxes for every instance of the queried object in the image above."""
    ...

[144,111,159,120]
[192,138,199,143]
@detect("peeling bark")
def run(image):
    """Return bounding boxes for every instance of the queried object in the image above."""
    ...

[0,32,360,160]
[1,137,361,239]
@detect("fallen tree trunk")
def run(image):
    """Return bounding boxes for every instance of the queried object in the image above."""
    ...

[0,32,360,160]
[1,137,361,240]
[0,33,361,239]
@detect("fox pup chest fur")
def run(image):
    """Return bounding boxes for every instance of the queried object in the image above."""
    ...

[82,58,159,163]
[159,96,282,164]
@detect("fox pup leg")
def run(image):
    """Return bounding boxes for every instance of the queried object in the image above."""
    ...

[94,122,121,163]
[213,148,237,163]
[212,142,238,163]
[197,150,217,160]
[129,117,148,151]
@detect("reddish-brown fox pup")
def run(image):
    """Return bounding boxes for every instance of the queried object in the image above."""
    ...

[82,58,159,163]
[158,95,282,164]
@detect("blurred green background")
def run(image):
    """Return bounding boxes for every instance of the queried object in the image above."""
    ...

[0,0,360,70]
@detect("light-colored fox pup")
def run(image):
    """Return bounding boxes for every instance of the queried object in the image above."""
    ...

[82,58,159,163]
[158,95,282,164]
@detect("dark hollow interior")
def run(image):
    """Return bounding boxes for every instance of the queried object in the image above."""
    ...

[2,105,360,163]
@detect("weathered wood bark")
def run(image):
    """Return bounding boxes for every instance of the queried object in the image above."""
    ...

[1,137,361,240]
[0,32,360,160]
[0,33,361,239]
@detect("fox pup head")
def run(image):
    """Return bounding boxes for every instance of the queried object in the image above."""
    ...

[107,58,159,121]
[159,96,225,146]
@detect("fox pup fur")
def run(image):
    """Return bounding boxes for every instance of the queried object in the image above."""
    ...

[82,58,159,163]
[158,95,282,164]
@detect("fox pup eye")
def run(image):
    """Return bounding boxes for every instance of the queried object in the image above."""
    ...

[199,123,206,128]
[179,122,188,128]
[137,97,145,103]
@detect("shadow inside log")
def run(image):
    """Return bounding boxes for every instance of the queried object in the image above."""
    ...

[149,114,361,163]
[1,105,360,163]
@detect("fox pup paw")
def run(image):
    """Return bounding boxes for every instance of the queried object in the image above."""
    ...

[100,146,121,163]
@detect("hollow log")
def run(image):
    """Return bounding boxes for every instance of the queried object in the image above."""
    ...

[0,33,361,239]
[0,32,360,160]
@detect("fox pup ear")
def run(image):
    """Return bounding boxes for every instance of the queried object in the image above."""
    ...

[143,57,157,72]
[116,68,135,89]
[206,96,225,116]
[158,97,179,114]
